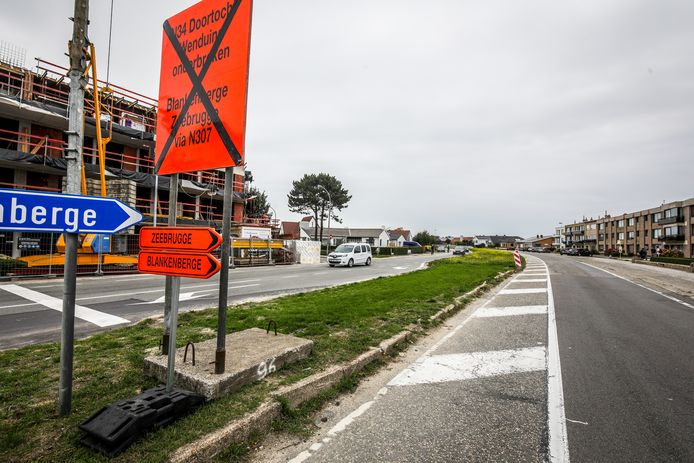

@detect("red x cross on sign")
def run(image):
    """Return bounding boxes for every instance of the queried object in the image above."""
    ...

[155,0,253,175]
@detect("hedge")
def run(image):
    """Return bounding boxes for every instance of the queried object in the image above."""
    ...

[650,257,694,265]
[373,246,424,256]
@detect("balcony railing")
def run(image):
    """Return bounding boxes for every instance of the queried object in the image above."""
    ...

[0,127,244,191]
[662,234,685,242]
[657,216,685,225]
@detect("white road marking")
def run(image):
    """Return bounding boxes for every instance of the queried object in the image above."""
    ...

[566,418,588,426]
[512,278,547,283]
[0,301,38,310]
[498,288,547,295]
[546,261,570,463]
[579,262,694,310]
[79,282,260,303]
[327,401,375,436]
[388,347,546,387]
[475,305,548,318]
[112,274,159,282]
[282,275,299,279]
[287,450,312,463]
[393,266,407,270]
[0,284,128,327]
[142,292,207,304]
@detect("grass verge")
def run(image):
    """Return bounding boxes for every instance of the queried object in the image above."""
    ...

[0,249,513,463]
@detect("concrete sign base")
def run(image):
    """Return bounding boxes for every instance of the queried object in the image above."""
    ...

[144,328,313,400]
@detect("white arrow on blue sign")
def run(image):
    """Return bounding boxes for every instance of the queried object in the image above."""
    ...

[0,189,143,234]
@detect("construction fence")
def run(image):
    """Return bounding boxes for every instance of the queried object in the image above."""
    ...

[0,232,303,280]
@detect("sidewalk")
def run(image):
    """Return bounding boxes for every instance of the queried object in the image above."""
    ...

[575,257,694,301]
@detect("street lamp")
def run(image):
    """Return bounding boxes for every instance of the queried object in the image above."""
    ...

[317,185,332,255]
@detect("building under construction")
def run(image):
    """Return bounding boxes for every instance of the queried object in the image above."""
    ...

[0,53,277,276]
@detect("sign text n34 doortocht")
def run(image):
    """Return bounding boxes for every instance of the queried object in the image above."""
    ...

[155,0,253,175]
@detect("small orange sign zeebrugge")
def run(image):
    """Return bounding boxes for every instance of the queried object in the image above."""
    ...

[139,226,222,253]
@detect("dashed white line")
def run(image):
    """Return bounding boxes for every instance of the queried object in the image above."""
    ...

[499,288,547,295]
[475,305,548,318]
[388,347,547,387]
[327,401,375,436]
[546,261,570,463]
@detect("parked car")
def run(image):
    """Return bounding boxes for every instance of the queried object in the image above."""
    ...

[328,243,372,267]
[402,241,421,247]
[452,246,466,255]
[562,248,579,256]
[577,248,591,256]
[436,245,447,252]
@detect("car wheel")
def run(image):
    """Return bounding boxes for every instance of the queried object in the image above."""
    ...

[329,264,335,267]
[366,257,372,266]
[347,259,354,268]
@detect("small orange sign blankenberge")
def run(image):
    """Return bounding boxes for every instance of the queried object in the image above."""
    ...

[138,250,221,279]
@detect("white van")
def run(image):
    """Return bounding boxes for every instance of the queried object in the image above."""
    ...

[328,243,372,267]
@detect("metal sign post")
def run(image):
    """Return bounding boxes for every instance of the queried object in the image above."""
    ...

[216,166,233,374]
[166,276,181,392]
[163,173,178,355]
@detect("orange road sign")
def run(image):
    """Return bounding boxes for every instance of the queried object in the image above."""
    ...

[138,251,221,279]
[155,0,253,175]
[139,226,222,253]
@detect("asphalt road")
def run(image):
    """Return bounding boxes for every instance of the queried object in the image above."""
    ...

[548,254,694,462]
[0,253,444,349]
[249,253,694,463]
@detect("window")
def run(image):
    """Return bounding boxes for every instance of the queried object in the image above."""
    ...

[354,246,362,254]
[617,220,625,227]
[645,230,649,237]
[627,218,634,226]
[627,231,635,239]
[636,231,640,237]
[599,223,605,230]
[664,226,683,237]
[653,212,662,223]
[653,229,662,238]
[618,232,625,240]
[664,207,680,219]
[644,215,648,222]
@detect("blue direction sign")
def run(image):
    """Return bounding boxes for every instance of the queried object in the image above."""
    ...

[0,189,143,234]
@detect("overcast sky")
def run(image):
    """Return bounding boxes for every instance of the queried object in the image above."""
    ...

[2,0,693,237]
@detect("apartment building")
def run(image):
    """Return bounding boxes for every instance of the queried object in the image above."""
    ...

[0,55,270,265]
[563,198,694,258]
[596,198,693,257]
